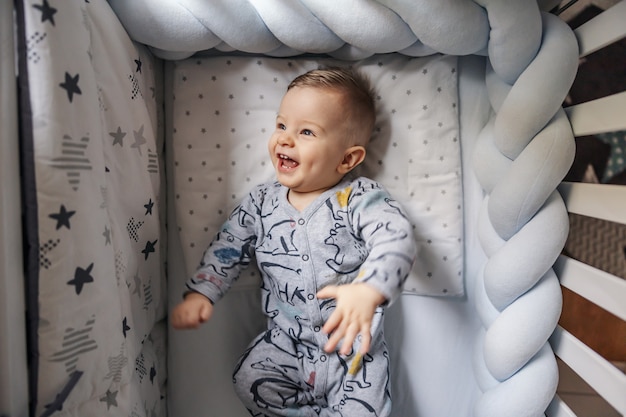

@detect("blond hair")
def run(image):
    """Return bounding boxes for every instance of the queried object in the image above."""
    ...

[287,67,376,145]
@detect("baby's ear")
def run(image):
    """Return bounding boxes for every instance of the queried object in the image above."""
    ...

[338,145,366,174]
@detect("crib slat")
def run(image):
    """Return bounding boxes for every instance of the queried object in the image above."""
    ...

[555,255,626,322]
[550,326,626,415]
[574,0,626,57]
[559,182,626,225]
[564,91,626,136]
[546,395,578,417]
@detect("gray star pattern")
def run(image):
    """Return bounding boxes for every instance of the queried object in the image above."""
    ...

[131,125,147,155]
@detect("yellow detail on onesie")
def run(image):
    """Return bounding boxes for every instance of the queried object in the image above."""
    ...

[348,352,363,376]
[354,269,367,282]
[336,187,352,208]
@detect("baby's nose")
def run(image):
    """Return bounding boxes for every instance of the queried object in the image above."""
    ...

[277,131,294,146]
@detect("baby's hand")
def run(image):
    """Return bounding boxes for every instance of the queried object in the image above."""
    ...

[317,283,386,355]
[171,292,213,329]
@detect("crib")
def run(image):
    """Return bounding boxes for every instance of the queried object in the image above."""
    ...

[1,1,625,416]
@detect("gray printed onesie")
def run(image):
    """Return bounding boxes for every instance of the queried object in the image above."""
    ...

[186,176,417,417]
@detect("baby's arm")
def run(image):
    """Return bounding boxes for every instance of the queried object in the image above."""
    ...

[171,292,214,329]
[174,187,262,330]
[319,179,417,355]
[317,283,385,355]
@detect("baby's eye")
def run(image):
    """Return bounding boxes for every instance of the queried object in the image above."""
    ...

[301,129,314,136]
[277,123,286,130]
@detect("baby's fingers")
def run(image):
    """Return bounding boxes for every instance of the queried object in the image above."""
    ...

[322,311,345,352]
[171,311,189,329]
[174,313,195,329]
[316,285,338,300]
[199,303,212,322]
[338,322,360,356]
[322,306,342,334]
[171,306,203,329]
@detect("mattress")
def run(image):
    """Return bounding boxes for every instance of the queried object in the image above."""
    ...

[165,53,491,417]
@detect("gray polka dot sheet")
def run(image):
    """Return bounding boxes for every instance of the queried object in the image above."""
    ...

[170,54,464,298]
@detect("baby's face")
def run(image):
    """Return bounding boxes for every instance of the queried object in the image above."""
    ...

[268,86,352,196]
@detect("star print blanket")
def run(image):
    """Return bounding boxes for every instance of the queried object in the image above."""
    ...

[18,1,166,415]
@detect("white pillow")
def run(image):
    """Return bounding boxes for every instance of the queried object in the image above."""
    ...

[170,54,463,296]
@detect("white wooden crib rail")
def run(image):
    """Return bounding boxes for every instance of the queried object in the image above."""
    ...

[549,183,626,417]
[548,2,626,416]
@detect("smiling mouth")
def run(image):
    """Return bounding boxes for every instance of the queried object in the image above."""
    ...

[278,154,299,169]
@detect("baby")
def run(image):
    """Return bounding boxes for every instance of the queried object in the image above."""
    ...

[171,67,417,416]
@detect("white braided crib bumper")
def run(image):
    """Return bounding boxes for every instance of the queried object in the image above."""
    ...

[2,0,625,416]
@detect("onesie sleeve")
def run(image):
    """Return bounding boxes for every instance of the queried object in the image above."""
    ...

[185,185,264,304]
[348,178,417,305]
